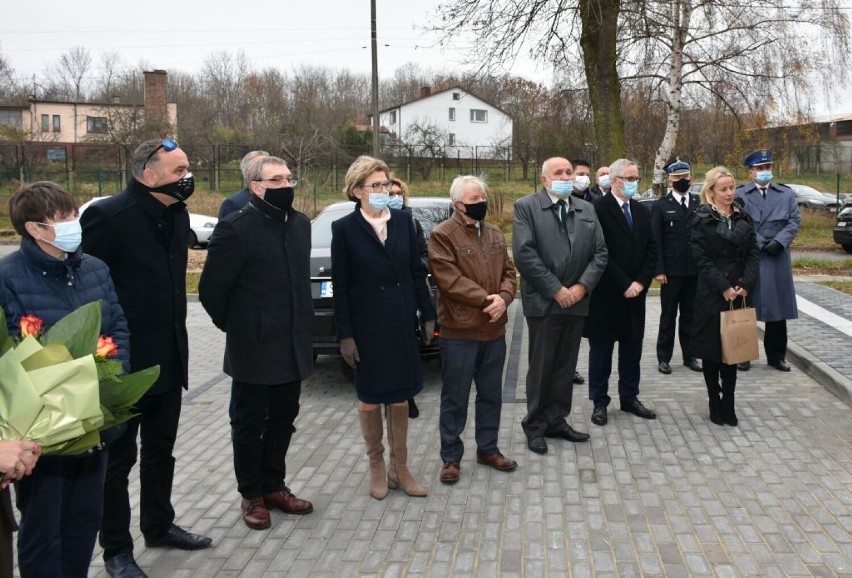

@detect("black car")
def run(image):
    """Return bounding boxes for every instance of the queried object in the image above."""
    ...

[833,207,852,254]
[310,197,454,360]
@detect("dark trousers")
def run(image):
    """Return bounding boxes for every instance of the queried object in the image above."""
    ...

[522,315,584,439]
[100,387,182,559]
[588,338,643,407]
[16,452,108,577]
[232,380,301,499]
[764,319,787,362]
[439,337,506,463]
[656,275,697,363]
[1,489,13,578]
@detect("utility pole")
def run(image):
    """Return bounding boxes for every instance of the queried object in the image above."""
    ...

[370,0,380,157]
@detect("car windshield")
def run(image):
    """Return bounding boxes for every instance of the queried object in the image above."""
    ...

[791,185,825,199]
[311,205,353,248]
[839,207,852,218]
[410,205,452,241]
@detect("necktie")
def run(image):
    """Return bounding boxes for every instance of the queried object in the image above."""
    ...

[621,202,634,230]
[681,196,687,210]
[557,199,567,226]
[761,188,766,199]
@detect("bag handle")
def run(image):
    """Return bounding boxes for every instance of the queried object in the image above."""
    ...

[727,296,748,311]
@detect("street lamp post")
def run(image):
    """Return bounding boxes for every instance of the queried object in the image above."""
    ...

[370,0,380,158]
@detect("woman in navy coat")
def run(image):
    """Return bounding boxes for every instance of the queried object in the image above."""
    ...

[331,156,436,500]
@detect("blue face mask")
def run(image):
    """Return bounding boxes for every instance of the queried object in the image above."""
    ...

[39,219,82,253]
[550,179,574,197]
[387,195,404,210]
[755,170,772,185]
[367,192,390,212]
[621,180,639,198]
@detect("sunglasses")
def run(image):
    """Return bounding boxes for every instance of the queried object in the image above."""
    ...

[143,139,179,169]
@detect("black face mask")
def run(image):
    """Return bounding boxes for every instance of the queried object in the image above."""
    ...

[264,187,294,212]
[151,172,195,201]
[463,201,488,222]
[672,178,691,194]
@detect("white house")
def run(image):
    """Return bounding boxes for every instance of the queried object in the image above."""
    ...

[370,86,513,160]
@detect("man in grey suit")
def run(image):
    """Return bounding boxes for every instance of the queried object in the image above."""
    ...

[513,157,608,454]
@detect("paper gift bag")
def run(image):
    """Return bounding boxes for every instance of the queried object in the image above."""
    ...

[720,298,759,365]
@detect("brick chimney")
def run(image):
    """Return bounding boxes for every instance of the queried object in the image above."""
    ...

[143,70,168,130]
[420,86,431,98]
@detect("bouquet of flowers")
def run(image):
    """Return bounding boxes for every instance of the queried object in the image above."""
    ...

[0,301,159,455]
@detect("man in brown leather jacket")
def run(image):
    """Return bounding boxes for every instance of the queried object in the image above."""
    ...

[429,175,517,485]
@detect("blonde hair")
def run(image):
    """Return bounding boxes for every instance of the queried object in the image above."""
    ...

[389,172,409,204]
[344,156,390,202]
[700,166,736,205]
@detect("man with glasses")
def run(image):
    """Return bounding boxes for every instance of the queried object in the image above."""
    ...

[199,156,314,531]
[513,157,607,454]
[584,158,658,427]
[735,149,800,372]
[219,150,270,219]
[81,139,211,577]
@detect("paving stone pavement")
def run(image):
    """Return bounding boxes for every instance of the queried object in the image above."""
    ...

[50,286,852,577]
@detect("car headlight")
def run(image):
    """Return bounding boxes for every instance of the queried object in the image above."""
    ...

[812,200,825,205]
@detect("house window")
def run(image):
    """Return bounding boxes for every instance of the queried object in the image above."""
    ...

[0,110,23,129]
[449,107,456,121]
[41,114,49,132]
[470,109,487,123]
[52,115,61,132]
[448,133,456,146]
[389,110,397,125]
[452,92,460,101]
[86,116,108,134]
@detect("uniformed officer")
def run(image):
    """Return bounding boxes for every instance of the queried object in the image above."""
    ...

[735,149,800,372]
[651,159,702,374]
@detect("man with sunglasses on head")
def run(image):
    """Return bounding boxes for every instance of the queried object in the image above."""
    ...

[199,156,314,531]
[81,139,211,578]
[584,158,658,427]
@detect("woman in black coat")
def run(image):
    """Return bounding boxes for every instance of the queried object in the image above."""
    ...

[690,167,760,426]
[332,156,436,500]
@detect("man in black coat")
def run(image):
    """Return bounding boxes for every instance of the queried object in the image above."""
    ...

[218,150,268,219]
[81,139,212,577]
[199,156,314,531]
[651,159,702,375]
[584,158,658,427]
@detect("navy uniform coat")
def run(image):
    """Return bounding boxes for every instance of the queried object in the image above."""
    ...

[735,181,800,322]
[81,179,189,394]
[199,197,314,385]
[583,193,656,342]
[512,188,608,318]
[651,191,698,277]
[331,206,436,404]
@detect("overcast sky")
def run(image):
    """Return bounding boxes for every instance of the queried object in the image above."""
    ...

[1,0,851,116]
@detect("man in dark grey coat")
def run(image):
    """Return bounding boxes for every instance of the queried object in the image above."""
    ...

[513,157,608,454]
[218,150,268,219]
[199,156,314,531]
[735,149,800,372]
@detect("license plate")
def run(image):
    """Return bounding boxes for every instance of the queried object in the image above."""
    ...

[839,222,848,227]
[321,281,333,297]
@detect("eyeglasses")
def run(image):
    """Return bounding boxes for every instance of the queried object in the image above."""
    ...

[362,181,392,193]
[616,176,641,183]
[256,176,299,187]
[143,139,179,169]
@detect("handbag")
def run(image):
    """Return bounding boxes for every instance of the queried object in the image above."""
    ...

[720,297,759,365]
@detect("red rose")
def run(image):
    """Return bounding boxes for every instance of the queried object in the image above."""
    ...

[20,315,43,338]
[96,336,119,358]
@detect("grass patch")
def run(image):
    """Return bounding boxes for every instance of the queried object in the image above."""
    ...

[792,209,839,248]
[792,257,852,274]
[186,272,201,294]
[817,280,852,296]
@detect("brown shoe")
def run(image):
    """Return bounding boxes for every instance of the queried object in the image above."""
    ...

[476,452,518,472]
[440,462,460,484]
[263,488,313,515]
[241,497,271,530]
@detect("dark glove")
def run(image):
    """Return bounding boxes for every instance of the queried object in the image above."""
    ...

[422,320,436,346]
[762,239,784,257]
[340,337,360,369]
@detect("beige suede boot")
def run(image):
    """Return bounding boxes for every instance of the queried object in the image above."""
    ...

[359,407,388,499]
[385,403,427,497]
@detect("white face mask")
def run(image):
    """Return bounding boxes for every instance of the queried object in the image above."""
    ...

[598,174,611,189]
[574,175,590,192]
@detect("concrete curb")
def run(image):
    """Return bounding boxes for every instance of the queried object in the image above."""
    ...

[759,326,852,405]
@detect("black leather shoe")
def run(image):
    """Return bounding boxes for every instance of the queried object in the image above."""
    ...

[657,361,672,375]
[408,397,420,418]
[105,552,148,578]
[737,361,750,371]
[620,399,657,420]
[145,524,213,550]
[684,357,703,372]
[527,436,548,454]
[769,359,791,372]
[545,425,590,442]
[591,405,607,426]
[572,371,585,384]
